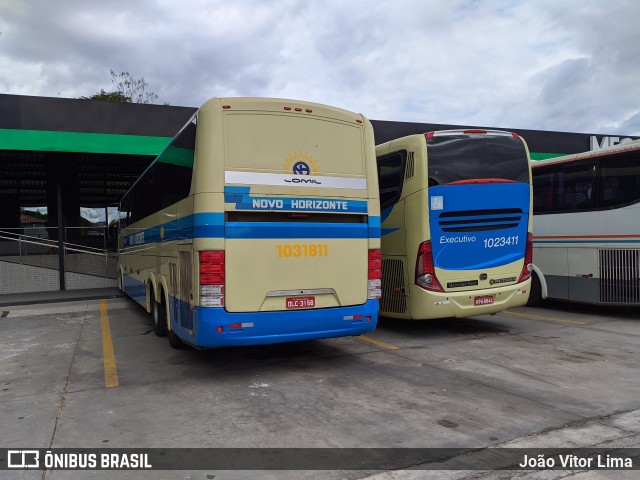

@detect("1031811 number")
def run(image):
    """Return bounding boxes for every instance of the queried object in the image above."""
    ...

[277,244,329,257]
[483,236,519,248]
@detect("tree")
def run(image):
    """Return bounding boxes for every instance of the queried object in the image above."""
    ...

[79,70,162,104]
[109,70,159,104]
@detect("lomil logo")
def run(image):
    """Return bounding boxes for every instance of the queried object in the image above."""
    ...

[284,178,321,184]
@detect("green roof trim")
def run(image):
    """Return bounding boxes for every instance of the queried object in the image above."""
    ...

[1,128,565,163]
[158,146,194,168]
[530,152,564,161]
[0,129,171,156]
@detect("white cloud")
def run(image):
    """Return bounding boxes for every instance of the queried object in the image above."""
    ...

[1,0,639,134]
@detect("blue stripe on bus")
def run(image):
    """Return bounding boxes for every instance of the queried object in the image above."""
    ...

[224,186,251,205]
[368,216,381,238]
[123,274,147,307]
[380,206,399,236]
[224,186,251,194]
[123,275,378,348]
[223,188,368,214]
[381,206,394,222]
[192,224,225,238]
[225,222,369,239]
[176,297,379,348]
[123,213,224,246]
[124,213,377,245]
[192,212,225,238]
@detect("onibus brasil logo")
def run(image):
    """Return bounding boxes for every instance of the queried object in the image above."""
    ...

[282,151,321,185]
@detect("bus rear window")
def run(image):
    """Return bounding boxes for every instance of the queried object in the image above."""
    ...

[225,113,364,176]
[427,135,529,185]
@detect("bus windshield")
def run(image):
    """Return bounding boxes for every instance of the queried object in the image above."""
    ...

[427,135,530,185]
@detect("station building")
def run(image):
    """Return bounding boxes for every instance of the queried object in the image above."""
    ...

[0,93,637,294]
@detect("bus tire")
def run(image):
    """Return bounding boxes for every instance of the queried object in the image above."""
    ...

[168,328,184,349]
[153,295,168,337]
[526,272,542,307]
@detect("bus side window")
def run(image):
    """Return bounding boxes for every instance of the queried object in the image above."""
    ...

[533,166,563,214]
[563,160,596,211]
[377,151,406,210]
[598,151,640,209]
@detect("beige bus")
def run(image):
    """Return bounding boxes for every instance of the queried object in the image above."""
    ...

[376,129,533,319]
[118,97,380,348]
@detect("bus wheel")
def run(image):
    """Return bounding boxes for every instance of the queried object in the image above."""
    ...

[168,328,184,349]
[526,272,542,307]
[152,295,168,337]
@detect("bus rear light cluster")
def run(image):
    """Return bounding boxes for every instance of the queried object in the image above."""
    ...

[283,106,313,113]
[518,233,533,283]
[368,249,382,299]
[200,251,225,308]
[426,129,517,140]
[415,241,444,292]
[462,129,487,135]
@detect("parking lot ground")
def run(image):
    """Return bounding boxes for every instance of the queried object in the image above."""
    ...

[1,296,639,480]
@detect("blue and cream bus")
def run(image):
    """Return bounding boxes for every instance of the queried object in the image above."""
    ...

[376,129,533,319]
[118,97,381,348]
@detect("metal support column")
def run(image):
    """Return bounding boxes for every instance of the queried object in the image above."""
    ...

[56,166,66,290]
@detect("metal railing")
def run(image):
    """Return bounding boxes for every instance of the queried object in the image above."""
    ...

[0,227,117,279]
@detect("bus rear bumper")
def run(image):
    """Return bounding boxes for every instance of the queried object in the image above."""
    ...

[174,300,379,348]
[408,280,531,319]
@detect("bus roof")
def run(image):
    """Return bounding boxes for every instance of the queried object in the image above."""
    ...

[201,97,366,124]
[531,139,640,168]
[376,129,520,149]
[426,129,518,138]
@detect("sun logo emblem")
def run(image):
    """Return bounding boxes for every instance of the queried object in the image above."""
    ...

[282,151,319,176]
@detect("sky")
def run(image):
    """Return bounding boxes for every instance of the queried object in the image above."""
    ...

[1,0,640,138]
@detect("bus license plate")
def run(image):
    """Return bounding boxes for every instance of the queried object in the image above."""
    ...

[474,295,494,306]
[286,296,316,309]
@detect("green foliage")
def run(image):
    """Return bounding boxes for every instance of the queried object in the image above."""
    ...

[79,89,131,102]
[79,216,95,227]
[22,209,48,220]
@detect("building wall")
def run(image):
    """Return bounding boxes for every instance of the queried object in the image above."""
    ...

[0,94,638,294]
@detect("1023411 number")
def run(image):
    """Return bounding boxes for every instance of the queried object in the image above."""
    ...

[483,236,519,248]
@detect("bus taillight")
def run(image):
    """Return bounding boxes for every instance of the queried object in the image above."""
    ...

[518,233,533,283]
[415,241,444,292]
[200,251,225,308]
[368,249,382,299]
[463,129,487,135]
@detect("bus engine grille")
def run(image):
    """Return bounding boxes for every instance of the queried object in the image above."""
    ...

[599,249,640,304]
[381,259,407,314]
[438,208,523,232]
